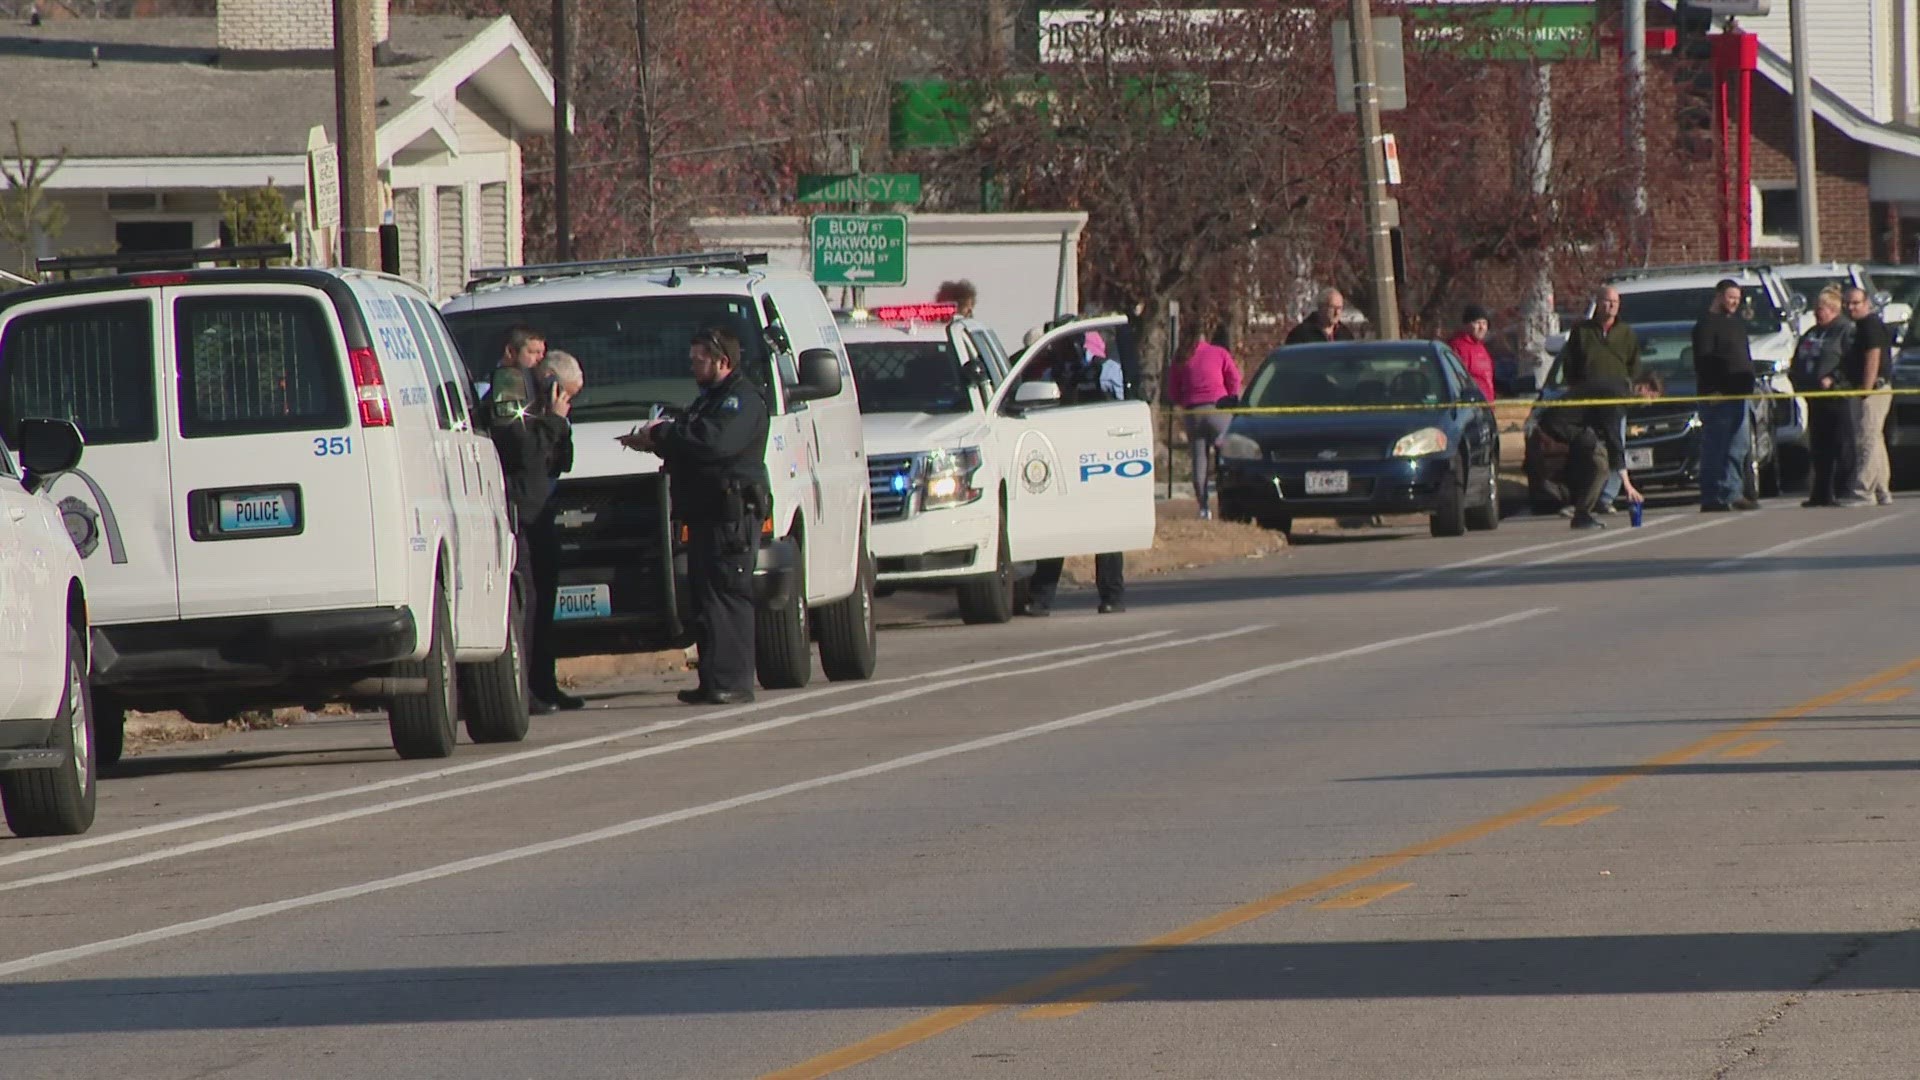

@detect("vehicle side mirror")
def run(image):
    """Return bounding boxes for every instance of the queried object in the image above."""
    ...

[17,417,83,492]
[1013,381,1062,408]
[1515,374,1539,396]
[1873,290,1893,311]
[786,347,843,404]
[963,358,991,386]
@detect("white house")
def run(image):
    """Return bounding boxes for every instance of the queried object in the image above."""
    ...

[0,0,563,297]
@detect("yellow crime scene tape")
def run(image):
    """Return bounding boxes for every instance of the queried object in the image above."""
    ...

[1170,386,1920,417]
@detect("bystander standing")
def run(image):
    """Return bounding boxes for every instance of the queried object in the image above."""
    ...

[1446,304,1498,402]
[1789,284,1855,507]
[1691,280,1762,512]
[1285,289,1356,345]
[1167,319,1243,520]
[1561,286,1641,513]
[1838,287,1895,506]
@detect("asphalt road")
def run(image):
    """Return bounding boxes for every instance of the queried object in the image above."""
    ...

[4,499,1920,1080]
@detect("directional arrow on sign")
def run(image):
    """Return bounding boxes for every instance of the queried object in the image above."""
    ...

[842,267,875,280]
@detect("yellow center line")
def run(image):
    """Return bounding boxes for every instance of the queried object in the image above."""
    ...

[1721,739,1783,759]
[1019,982,1144,1021]
[1540,805,1619,827]
[1315,881,1413,910]
[1861,687,1913,704]
[756,656,1920,1080]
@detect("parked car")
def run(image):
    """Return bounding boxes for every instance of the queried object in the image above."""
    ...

[1892,307,1920,487]
[1522,321,1779,511]
[0,247,529,766]
[1215,340,1501,537]
[0,418,95,836]
[1866,264,1920,344]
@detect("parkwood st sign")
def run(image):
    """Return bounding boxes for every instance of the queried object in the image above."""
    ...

[810,214,908,287]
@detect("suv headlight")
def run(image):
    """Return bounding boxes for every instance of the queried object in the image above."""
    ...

[921,446,984,509]
[1218,432,1263,462]
[1392,427,1449,458]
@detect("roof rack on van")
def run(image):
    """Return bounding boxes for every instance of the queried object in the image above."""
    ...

[465,250,769,291]
[34,244,294,280]
[1608,261,1774,282]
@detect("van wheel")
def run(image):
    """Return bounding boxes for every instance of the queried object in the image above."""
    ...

[2,626,97,837]
[957,520,1016,625]
[818,546,878,681]
[389,586,459,759]
[756,537,812,690]
[93,693,127,771]
[460,588,531,744]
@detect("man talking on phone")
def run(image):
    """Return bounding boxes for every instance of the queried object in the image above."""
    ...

[619,326,769,704]
[487,338,583,714]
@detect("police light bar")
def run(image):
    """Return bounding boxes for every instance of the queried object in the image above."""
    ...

[869,302,957,324]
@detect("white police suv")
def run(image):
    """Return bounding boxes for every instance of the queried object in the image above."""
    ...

[0,418,95,835]
[842,304,1155,622]
[0,247,529,766]
[443,251,878,689]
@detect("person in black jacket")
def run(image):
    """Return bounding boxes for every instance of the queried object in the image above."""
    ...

[622,326,771,705]
[1789,285,1854,507]
[1691,280,1762,512]
[487,347,580,713]
[1542,373,1660,530]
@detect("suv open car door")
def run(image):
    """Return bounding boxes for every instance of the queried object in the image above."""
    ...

[992,315,1155,562]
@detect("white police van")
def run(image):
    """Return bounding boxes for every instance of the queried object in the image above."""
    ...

[0,247,528,766]
[0,418,95,835]
[442,251,877,689]
[842,305,1155,622]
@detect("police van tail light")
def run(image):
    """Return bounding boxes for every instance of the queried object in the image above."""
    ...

[349,346,393,428]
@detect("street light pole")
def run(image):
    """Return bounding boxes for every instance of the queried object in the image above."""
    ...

[552,0,572,261]
[332,0,379,269]
[1625,0,1648,261]
[1348,0,1399,340]
[1789,0,1821,262]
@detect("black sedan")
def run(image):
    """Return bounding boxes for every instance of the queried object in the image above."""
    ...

[1522,321,1779,511]
[1215,341,1501,537]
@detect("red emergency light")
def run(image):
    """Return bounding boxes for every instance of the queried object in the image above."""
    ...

[869,302,957,324]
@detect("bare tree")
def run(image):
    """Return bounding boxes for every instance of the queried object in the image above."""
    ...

[0,122,67,277]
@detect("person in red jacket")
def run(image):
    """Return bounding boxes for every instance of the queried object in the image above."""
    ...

[1446,303,1497,402]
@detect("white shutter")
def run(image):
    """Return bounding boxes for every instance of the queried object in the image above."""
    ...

[393,188,421,284]
[436,186,466,297]
[479,182,509,269]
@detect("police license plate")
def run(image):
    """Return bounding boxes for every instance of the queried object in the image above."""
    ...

[1627,448,1655,470]
[1304,470,1350,495]
[555,584,612,621]
[216,488,299,534]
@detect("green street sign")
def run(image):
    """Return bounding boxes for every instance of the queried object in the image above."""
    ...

[798,173,923,205]
[1406,3,1598,60]
[810,214,908,287]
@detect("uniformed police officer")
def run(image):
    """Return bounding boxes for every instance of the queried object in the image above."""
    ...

[621,326,770,705]
[1024,325,1128,616]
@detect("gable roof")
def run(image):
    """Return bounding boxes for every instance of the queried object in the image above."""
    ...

[0,14,559,165]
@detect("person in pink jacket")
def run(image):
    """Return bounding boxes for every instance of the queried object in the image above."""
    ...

[1447,304,1498,402]
[1167,321,1243,519]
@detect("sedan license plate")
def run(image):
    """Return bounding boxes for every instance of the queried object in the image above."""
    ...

[1626,448,1655,470]
[555,584,612,622]
[216,488,298,535]
[1304,470,1350,495]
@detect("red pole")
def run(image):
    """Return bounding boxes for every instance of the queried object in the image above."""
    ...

[1711,30,1760,262]
[1715,74,1731,259]
[1736,53,1754,260]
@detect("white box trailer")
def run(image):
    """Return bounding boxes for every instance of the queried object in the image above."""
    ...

[690,212,1088,349]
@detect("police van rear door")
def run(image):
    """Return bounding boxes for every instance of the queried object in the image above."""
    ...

[161,284,380,618]
[991,315,1155,562]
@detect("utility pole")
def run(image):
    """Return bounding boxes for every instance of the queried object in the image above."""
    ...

[1625,0,1648,262]
[1348,0,1400,340]
[332,0,379,269]
[1789,0,1821,261]
[552,0,572,261]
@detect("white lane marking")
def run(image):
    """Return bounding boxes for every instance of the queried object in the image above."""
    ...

[1707,511,1911,569]
[1463,518,1735,579]
[1375,517,1674,586]
[0,610,1550,979]
[0,631,1172,872]
[0,627,1259,895]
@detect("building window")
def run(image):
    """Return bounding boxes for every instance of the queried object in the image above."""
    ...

[1754,183,1800,247]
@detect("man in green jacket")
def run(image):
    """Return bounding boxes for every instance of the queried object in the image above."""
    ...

[1560,285,1642,512]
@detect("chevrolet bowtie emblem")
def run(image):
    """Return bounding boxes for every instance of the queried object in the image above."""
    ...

[554,509,598,528]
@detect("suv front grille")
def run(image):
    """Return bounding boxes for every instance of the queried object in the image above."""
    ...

[869,453,918,521]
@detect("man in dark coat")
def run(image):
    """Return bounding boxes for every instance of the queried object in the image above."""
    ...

[1691,279,1761,512]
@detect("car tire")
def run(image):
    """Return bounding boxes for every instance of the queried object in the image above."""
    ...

[1,626,97,837]
[756,535,813,690]
[389,584,459,760]
[459,587,531,744]
[1430,456,1469,537]
[817,545,878,682]
[92,692,127,771]
[1465,459,1500,531]
[1255,513,1292,536]
[957,519,1017,625]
